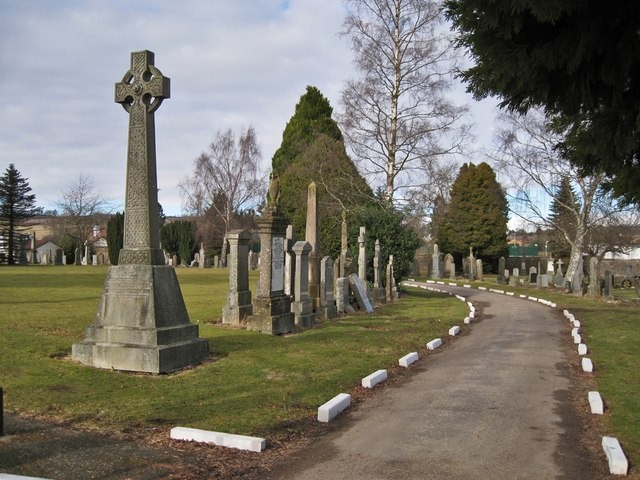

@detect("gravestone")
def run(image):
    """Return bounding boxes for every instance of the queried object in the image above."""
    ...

[444,253,453,278]
[385,255,396,303]
[432,243,442,279]
[604,270,613,297]
[547,259,555,275]
[572,256,584,295]
[283,224,296,297]
[476,259,483,281]
[358,227,367,283]
[468,248,476,280]
[320,256,337,319]
[497,256,506,285]
[199,243,205,269]
[305,182,321,311]
[335,277,352,314]
[529,266,537,283]
[291,241,315,328]
[513,267,520,278]
[339,209,352,277]
[539,273,549,287]
[222,230,253,326]
[349,273,373,313]
[449,259,456,280]
[72,50,208,373]
[372,239,386,304]
[247,176,293,334]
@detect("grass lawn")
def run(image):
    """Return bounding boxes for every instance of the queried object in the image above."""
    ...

[0,265,468,439]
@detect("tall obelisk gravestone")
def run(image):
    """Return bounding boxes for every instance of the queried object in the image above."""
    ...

[72,50,209,373]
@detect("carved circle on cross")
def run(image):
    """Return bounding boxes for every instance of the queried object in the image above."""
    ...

[116,64,167,114]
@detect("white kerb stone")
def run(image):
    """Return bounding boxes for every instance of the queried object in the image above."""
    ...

[588,391,604,414]
[170,427,266,452]
[362,369,387,389]
[578,343,588,355]
[571,327,580,337]
[582,357,594,372]
[427,338,443,350]
[573,320,581,328]
[464,316,472,324]
[399,352,419,367]
[0,475,52,480]
[573,333,582,344]
[506,291,515,296]
[318,393,351,422]
[478,286,487,291]
[602,436,629,475]
[449,325,460,336]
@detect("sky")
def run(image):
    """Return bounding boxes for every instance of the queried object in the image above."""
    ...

[0,0,498,217]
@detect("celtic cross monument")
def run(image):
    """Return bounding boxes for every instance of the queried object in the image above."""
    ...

[72,51,209,373]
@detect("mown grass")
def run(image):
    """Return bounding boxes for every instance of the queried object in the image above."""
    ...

[426,274,640,468]
[0,265,467,438]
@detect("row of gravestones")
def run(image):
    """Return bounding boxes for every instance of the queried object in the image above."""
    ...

[430,244,485,281]
[221,223,398,335]
[217,178,400,335]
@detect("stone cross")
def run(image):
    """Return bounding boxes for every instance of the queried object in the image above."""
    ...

[114,50,170,266]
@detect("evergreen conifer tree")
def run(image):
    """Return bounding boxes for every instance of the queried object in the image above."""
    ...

[437,162,508,270]
[547,176,580,258]
[0,164,37,264]
[271,86,373,258]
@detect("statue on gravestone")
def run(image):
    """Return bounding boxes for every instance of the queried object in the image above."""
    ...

[266,172,281,215]
[72,51,208,373]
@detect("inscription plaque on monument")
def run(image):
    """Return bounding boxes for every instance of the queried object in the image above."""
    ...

[271,237,284,292]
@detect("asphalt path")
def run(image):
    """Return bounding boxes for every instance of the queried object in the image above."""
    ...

[265,284,597,480]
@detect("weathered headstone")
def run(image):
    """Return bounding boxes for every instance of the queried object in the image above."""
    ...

[199,243,205,269]
[291,241,315,328]
[247,176,293,335]
[539,273,549,287]
[449,259,456,280]
[547,259,555,275]
[320,256,337,319]
[373,239,386,304]
[444,253,453,277]
[222,230,253,326]
[339,209,353,276]
[468,248,476,280]
[476,259,483,281]
[349,273,373,313]
[335,276,352,314]
[604,270,613,297]
[385,255,395,303]
[572,256,584,295]
[305,182,321,311]
[529,266,537,283]
[72,50,208,373]
[432,243,442,279]
[358,227,367,283]
[283,224,296,297]
[497,256,506,285]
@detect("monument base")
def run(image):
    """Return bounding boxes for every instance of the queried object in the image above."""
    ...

[292,299,315,329]
[72,265,209,373]
[222,290,253,326]
[247,295,293,335]
[372,287,386,305]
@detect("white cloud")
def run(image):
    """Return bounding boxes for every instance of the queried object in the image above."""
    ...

[0,0,497,216]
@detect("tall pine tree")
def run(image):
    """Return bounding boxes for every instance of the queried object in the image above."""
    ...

[271,86,373,258]
[437,162,508,270]
[0,164,37,264]
[547,176,580,258]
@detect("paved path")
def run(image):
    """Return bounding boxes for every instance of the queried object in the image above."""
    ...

[266,284,596,480]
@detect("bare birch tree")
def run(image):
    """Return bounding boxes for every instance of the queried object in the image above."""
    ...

[339,0,470,206]
[178,126,266,249]
[56,173,111,263]
[491,110,639,293]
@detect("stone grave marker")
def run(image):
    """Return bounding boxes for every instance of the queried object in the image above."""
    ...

[247,175,293,334]
[476,258,483,281]
[497,256,506,284]
[305,182,321,311]
[372,239,386,304]
[291,241,315,328]
[432,243,442,279]
[283,224,296,297]
[348,273,373,313]
[72,50,208,373]
[320,256,337,319]
[222,230,253,326]
[358,227,367,283]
